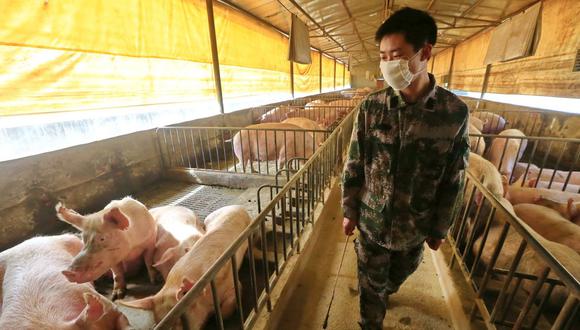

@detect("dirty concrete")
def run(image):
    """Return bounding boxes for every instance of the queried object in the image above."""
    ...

[276,212,456,330]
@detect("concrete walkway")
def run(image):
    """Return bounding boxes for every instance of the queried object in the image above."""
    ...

[277,212,456,330]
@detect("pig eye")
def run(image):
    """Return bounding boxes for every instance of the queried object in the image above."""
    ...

[99,236,105,242]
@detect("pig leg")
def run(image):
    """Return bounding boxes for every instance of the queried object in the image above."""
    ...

[111,263,127,300]
[220,284,240,318]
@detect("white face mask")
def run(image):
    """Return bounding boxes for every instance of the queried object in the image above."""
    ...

[380,50,424,90]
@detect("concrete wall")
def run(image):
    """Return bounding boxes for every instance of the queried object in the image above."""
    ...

[350,60,381,89]
[0,108,258,250]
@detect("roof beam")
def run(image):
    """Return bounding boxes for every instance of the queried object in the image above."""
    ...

[286,0,346,52]
[431,13,500,24]
[427,0,437,11]
[438,24,494,30]
[340,0,372,61]
[460,0,485,17]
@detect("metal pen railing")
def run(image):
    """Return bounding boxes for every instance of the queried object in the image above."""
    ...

[152,109,355,330]
[448,170,580,329]
[468,133,580,192]
[251,104,356,127]
[156,126,330,176]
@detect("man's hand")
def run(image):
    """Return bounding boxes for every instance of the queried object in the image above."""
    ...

[342,217,357,236]
[426,237,444,251]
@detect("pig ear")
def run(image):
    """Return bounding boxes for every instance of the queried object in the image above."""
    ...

[104,207,130,230]
[117,296,154,310]
[55,202,85,230]
[81,292,106,322]
[152,247,177,268]
[527,178,537,188]
[176,278,194,300]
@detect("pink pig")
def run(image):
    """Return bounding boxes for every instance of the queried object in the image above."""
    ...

[485,129,527,179]
[56,196,157,300]
[150,205,205,280]
[119,205,251,330]
[0,234,132,329]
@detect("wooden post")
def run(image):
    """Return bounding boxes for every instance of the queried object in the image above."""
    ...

[319,52,323,93]
[447,46,456,89]
[342,62,346,88]
[333,58,337,90]
[206,0,224,114]
[290,61,295,99]
[476,64,492,110]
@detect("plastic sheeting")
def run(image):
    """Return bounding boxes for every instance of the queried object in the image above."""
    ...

[294,50,321,96]
[0,0,216,116]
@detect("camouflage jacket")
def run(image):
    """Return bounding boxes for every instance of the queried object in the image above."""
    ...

[342,76,469,250]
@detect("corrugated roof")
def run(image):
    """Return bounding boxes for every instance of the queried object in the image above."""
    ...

[220,0,540,66]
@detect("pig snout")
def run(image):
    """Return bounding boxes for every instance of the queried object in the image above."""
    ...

[62,259,105,283]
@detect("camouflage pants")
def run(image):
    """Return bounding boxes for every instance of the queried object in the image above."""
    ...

[354,231,424,330]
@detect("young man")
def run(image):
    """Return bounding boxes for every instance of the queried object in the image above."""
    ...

[341,7,469,330]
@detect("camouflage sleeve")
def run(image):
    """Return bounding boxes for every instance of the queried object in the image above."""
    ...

[341,105,366,222]
[430,108,470,239]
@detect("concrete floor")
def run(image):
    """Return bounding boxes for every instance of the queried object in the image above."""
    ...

[277,214,456,330]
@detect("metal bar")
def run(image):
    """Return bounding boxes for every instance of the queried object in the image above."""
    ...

[489,239,528,322]
[470,207,496,276]
[537,141,554,188]
[206,0,225,114]
[513,267,550,329]
[551,296,578,330]
[530,282,555,329]
[206,130,214,170]
[476,222,510,297]
[182,129,192,168]
[231,256,245,328]
[499,276,522,322]
[259,221,272,311]
[220,130,228,172]
[247,235,260,313]
[210,280,225,330]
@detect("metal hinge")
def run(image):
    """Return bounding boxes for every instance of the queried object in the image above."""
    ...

[574,49,580,72]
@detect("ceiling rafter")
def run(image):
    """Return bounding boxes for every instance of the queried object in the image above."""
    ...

[431,13,499,24]
[284,0,346,53]
[438,24,494,30]
[339,0,372,62]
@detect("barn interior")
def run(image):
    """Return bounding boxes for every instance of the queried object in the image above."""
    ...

[1,0,579,329]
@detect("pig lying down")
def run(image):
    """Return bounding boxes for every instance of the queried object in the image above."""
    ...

[0,234,132,329]
[56,196,157,300]
[120,205,251,330]
[150,205,205,280]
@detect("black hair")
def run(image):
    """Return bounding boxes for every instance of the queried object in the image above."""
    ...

[375,7,437,51]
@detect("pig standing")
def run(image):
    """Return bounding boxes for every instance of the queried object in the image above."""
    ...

[282,117,325,146]
[469,116,484,132]
[56,197,157,300]
[0,234,132,329]
[513,203,580,252]
[467,152,504,205]
[232,123,315,172]
[485,129,527,179]
[150,206,205,280]
[533,196,580,225]
[472,111,506,133]
[468,124,486,156]
[120,205,251,330]
[259,105,292,123]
